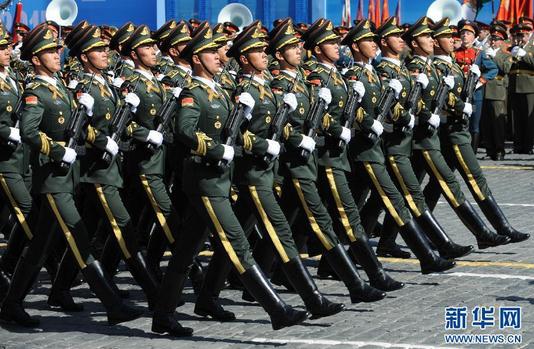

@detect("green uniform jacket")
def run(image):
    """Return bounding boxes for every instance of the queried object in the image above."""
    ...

[124,72,167,176]
[176,78,234,197]
[78,74,125,187]
[307,64,349,170]
[408,56,441,151]
[376,59,414,157]
[344,64,385,163]
[485,49,512,101]
[0,74,24,174]
[509,41,534,94]
[234,77,277,189]
[272,70,318,181]
[20,77,80,193]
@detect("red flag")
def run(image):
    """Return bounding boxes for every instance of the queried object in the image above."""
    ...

[368,0,376,24]
[11,0,23,43]
[342,0,351,27]
[382,0,390,23]
[357,0,364,21]
[375,0,382,26]
[395,0,401,23]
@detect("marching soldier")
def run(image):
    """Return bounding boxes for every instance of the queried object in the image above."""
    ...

[482,24,513,160]
[108,22,136,83]
[509,22,534,154]
[0,24,141,327]
[151,23,308,336]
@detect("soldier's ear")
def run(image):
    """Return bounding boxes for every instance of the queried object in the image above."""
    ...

[31,55,41,66]
[191,54,201,65]
[274,50,284,62]
[239,54,248,66]
[313,45,322,56]
[130,50,138,61]
[168,47,178,58]
[79,53,89,64]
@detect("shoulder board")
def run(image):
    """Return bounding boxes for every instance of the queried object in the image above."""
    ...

[26,82,42,90]
[127,74,140,83]
[189,82,200,90]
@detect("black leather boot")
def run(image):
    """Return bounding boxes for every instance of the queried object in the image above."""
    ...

[471,132,480,154]
[189,257,204,295]
[0,256,40,327]
[125,252,160,310]
[316,253,341,280]
[281,258,344,319]
[454,201,511,249]
[398,220,456,274]
[194,251,235,322]
[0,223,26,275]
[48,251,83,312]
[349,235,404,292]
[100,236,130,299]
[478,194,530,243]
[416,211,474,259]
[152,264,194,337]
[240,265,308,330]
[323,244,386,303]
[146,228,167,282]
[0,265,9,301]
[81,261,142,325]
[270,262,295,292]
[376,218,411,259]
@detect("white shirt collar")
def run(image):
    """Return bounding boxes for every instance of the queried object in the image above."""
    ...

[243,74,265,86]
[162,55,174,63]
[435,55,452,64]
[381,57,401,66]
[84,73,107,86]
[281,70,297,78]
[319,62,336,71]
[177,64,192,76]
[123,58,134,68]
[193,76,218,92]
[414,55,430,63]
[135,68,155,81]
[36,75,57,87]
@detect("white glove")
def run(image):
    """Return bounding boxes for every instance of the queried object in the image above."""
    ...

[78,93,94,116]
[156,73,165,81]
[469,64,481,78]
[266,139,281,157]
[283,93,298,112]
[511,46,527,58]
[112,77,125,89]
[485,47,497,58]
[124,92,140,113]
[407,113,415,130]
[105,136,119,156]
[463,102,473,116]
[298,135,316,152]
[8,127,20,142]
[171,87,183,99]
[221,144,235,162]
[364,64,374,73]
[146,130,163,146]
[352,81,365,101]
[444,75,455,90]
[370,119,384,136]
[238,92,255,115]
[340,126,351,143]
[416,73,429,89]
[428,113,440,128]
[67,79,79,90]
[318,87,332,106]
[62,147,77,164]
[388,79,402,99]
[106,70,116,80]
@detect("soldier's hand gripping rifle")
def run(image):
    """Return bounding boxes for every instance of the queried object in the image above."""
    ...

[300,68,334,160]
[262,74,298,165]
[367,63,404,144]
[101,77,141,165]
[4,74,32,150]
[430,66,452,130]
[460,51,482,123]
[58,74,95,175]
[406,57,432,134]
[146,71,191,154]
[217,75,254,169]
[338,68,364,149]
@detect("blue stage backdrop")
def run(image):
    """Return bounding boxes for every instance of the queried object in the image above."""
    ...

[0,0,495,31]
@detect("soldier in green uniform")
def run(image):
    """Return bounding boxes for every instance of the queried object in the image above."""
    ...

[108,22,136,84]
[151,24,308,336]
[0,24,30,299]
[482,24,513,160]
[340,19,455,274]
[362,17,473,261]
[213,23,237,93]
[423,19,529,244]
[509,23,534,154]
[153,20,178,78]
[404,17,510,249]
[0,24,141,327]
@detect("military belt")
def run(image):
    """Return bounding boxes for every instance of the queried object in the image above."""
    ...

[509,69,534,76]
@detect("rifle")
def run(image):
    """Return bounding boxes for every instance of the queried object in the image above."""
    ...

[460,51,482,123]
[430,65,452,130]
[367,62,405,144]
[3,74,31,150]
[216,75,254,169]
[338,68,364,149]
[57,74,95,175]
[101,76,141,165]
[262,74,298,164]
[406,56,432,134]
[146,70,191,154]
[300,68,335,160]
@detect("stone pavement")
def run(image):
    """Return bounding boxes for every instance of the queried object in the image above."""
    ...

[1,150,534,349]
